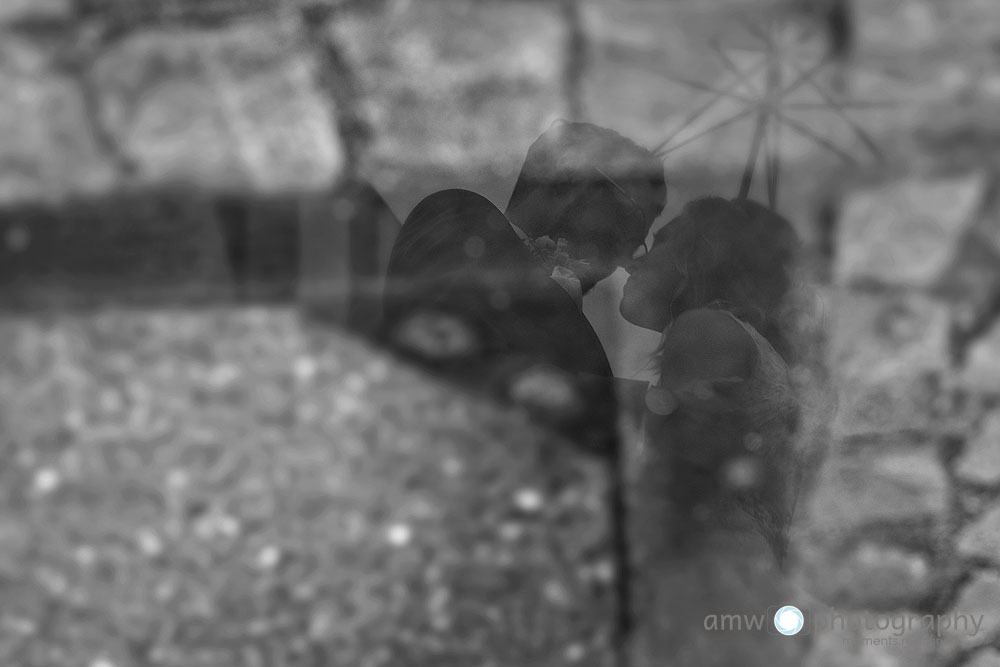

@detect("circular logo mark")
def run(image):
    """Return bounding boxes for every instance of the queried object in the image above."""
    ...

[774,605,804,636]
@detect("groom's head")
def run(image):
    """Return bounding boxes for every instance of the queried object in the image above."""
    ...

[505,121,667,292]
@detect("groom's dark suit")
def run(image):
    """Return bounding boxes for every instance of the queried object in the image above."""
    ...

[381,186,633,651]
[380,188,616,454]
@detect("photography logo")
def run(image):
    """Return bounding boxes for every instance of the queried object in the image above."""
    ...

[773,605,805,636]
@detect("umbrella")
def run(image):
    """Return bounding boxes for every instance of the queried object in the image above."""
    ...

[649,12,893,210]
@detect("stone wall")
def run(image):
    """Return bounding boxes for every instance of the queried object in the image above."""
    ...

[8,0,998,359]
[791,173,1000,667]
[4,0,1000,665]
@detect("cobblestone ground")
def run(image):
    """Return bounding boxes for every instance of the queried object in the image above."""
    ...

[0,309,616,667]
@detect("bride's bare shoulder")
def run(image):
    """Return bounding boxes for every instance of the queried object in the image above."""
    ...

[660,308,756,381]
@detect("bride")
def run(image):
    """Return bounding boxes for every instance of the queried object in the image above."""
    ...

[619,195,817,666]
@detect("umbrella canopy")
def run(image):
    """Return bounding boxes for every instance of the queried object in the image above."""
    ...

[648,13,892,209]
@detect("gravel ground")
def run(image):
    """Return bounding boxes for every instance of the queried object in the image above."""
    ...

[0,308,614,667]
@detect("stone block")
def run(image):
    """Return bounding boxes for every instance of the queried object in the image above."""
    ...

[0,11,346,203]
[0,0,71,23]
[937,571,1000,657]
[957,504,1000,563]
[804,609,937,667]
[799,542,933,609]
[955,411,1000,485]
[804,440,948,540]
[962,321,1000,396]
[826,290,952,439]
[0,35,117,202]
[334,0,568,170]
[91,20,345,194]
[834,173,988,290]
[964,648,1000,667]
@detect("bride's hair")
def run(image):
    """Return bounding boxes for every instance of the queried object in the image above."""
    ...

[656,196,801,362]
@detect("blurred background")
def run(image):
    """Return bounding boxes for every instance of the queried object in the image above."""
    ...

[2,0,1000,665]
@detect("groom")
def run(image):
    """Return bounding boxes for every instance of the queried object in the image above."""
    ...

[380,120,666,663]
[380,121,666,433]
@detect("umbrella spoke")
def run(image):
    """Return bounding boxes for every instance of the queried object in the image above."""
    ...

[774,56,833,103]
[774,111,859,166]
[767,115,781,209]
[764,132,775,208]
[656,105,760,158]
[709,39,763,97]
[655,14,878,192]
[784,60,888,163]
[650,59,768,155]
[738,20,779,200]
[782,17,821,52]
[785,100,900,110]
[736,12,771,46]
[624,58,753,98]
[738,112,768,199]
[654,45,818,158]
[652,71,754,99]
[767,35,782,209]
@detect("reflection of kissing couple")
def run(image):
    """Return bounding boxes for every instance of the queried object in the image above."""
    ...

[379,120,808,662]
